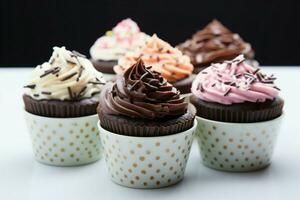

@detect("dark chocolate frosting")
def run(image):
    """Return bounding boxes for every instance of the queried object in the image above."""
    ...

[99,59,188,119]
[177,19,254,67]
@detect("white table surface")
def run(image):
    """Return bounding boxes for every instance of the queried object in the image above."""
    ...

[0,67,299,200]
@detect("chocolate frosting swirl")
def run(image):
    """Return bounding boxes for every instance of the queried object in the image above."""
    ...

[100,59,188,119]
[177,19,254,67]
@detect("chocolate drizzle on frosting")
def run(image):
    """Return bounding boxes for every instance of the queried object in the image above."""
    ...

[177,19,254,67]
[100,59,188,119]
[24,46,106,101]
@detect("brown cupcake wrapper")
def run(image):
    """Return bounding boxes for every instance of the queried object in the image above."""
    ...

[190,95,284,123]
[23,95,99,118]
[98,104,196,137]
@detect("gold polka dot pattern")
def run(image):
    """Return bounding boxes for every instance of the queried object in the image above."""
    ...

[25,112,101,166]
[99,120,197,188]
[195,116,283,171]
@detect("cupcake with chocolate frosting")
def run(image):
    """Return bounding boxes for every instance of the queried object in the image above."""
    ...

[191,55,284,172]
[90,18,149,79]
[97,59,197,188]
[99,58,195,136]
[23,46,106,166]
[177,19,257,73]
[114,34,195,94]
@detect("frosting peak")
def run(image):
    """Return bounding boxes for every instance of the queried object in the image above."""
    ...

[100,59,188,119]
[90,18,149,61]
[114,34,194,82]
[24,46,106,101]
[177,19,254,67]
[191,55,279,105]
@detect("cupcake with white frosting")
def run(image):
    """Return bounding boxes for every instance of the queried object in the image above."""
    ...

[89,18,149,80]
[23,46,106,166]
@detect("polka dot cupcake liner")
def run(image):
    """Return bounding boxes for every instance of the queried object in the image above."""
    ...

[24,111,101,166]
[98,120,197,189]
[195,115,283,172]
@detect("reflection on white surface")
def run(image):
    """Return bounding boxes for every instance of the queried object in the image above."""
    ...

[0,67,300,200]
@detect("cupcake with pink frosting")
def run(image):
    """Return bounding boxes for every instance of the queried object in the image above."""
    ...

[90,18,149,79]
[190,55,284,172]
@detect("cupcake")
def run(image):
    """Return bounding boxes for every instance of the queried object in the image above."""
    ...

[114,34,195,94]
[98,59,197,188]
[190,55,284,172]
[177,19,257,73]
[90,18,149,80]
[23,46,106,166]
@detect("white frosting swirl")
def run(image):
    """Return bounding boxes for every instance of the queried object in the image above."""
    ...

[90,18,149,61]
[24,46,106,101]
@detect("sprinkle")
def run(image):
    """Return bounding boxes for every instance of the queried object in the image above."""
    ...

[68,87,74,99]
[198,84,204,92]
[88,81,105,85]
[261,80,274,84]
[244,72,255,79]
[41,91,51,95]
[33,94,39,97]
[157,57,160,62]
[77,66,84,81]
[129,81,140,91]
[61,72,78,81]
[50,58,55,65]
[140,71,149,81]
[24,84,36,89]
[40,69,55,78]
[253,68,260,74]
[159,47,163,52]
[224,88,231,96]
[223,81,233,85]
[201,71,208,74]
[274,86,281,91]
[67,60,76,65]
[166,50,171,53]
[211,83,216,87]
[77,86,87,98]
[91,91,101,96]
[40,67,61,78]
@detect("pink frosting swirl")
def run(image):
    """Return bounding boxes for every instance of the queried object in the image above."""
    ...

[191,55,280,105]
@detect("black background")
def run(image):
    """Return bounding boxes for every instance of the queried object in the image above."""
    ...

[1,0,300,67]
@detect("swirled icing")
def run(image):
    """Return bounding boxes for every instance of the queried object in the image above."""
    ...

[100,59,188,119]
[177,19,254,67]
[114,34,194,82]
[191,55,279,105]
[24,46,106,101]
[90,18,149,61]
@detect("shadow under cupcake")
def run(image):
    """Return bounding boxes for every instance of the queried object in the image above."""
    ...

[97,59,197,188]
[23,46,106,166]
[190,55,284,172]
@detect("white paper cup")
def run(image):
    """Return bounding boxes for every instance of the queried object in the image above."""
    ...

[195,115,283,172]
[24,111,101,166]
[98,120,197,189]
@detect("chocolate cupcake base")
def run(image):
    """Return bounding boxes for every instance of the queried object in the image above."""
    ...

[23,95,99,118]
[190,95,284,123]
[98,104,196,137]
